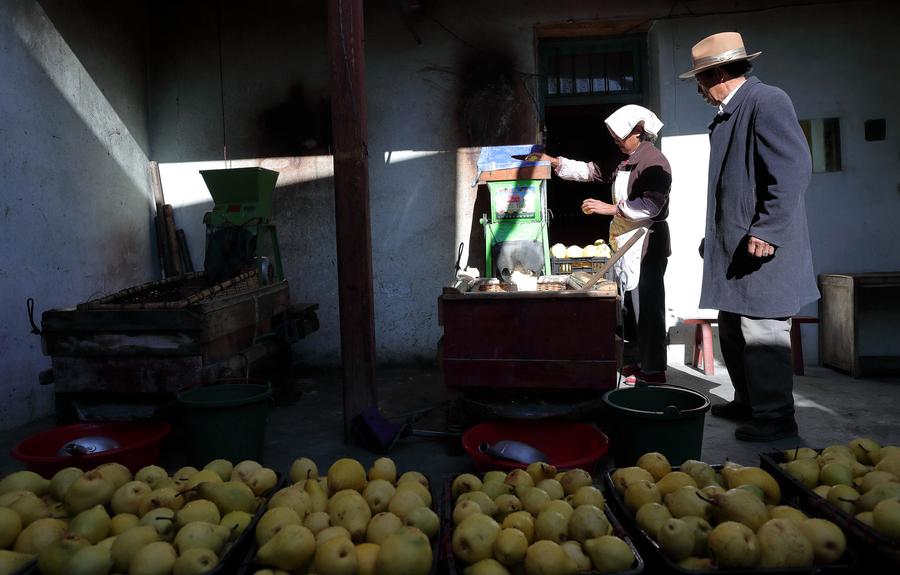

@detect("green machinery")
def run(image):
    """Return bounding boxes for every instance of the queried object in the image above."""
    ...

[477,145,552,279]
[200,167,284,282]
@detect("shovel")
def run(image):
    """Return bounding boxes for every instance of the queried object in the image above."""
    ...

[478,440,548,465]
[351,404,460,454]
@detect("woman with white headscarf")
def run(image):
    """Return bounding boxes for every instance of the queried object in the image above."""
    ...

[536,104,672,384]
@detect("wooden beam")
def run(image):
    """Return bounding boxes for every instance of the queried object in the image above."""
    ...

[535,18,651,38]
[328,0,378,441]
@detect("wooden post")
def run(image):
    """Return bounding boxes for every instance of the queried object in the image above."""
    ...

[328,0,378,441]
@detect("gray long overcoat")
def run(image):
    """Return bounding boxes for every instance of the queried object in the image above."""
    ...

[700,76,819,317]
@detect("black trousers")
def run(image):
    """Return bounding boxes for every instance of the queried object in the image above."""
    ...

[624,221,669,373]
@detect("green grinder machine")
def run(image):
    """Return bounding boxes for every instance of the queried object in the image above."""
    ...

[200,167,284,283]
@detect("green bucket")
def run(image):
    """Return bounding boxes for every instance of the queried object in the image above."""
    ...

[601,384,710,467]
[177,380,272,465]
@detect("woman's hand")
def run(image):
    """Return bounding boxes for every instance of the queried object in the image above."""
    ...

[582,198,616,216]
[512,152,558,169]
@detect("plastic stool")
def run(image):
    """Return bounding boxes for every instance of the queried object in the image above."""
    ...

[683,318,717,376]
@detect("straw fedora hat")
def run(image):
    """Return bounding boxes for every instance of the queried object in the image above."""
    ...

[679,32,761,79]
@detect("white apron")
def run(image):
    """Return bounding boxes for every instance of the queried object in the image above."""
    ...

[609,168,651,292]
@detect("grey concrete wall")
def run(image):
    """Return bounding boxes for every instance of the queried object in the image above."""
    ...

[0,0,154,430]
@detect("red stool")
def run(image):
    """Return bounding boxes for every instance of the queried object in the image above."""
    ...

[683,318,717,376]
[791,316,819,376]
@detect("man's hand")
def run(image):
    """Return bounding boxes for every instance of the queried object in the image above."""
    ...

[747,235,776,258]
[582,198,615,216]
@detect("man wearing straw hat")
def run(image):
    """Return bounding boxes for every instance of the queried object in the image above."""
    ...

[681,32,818,442]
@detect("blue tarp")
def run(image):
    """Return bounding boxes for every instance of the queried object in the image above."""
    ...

[476,144,548,172]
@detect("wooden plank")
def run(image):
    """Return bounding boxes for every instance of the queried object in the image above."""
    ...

[442,358,617,390]
[329,0,377,441]
[164,204,183,276]
[44,332,200,358]
[149,161,173,278]
[52,355,204,394]
[478,165,551,183]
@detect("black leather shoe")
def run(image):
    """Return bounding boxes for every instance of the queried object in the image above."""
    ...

[735,417,799,442]
[710,401,752,421]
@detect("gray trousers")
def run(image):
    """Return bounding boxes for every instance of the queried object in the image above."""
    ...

[717,311,794,420]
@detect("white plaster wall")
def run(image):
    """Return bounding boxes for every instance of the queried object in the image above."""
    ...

[0,0,154,430]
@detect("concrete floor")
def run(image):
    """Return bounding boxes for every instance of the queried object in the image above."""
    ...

[2,356,898,480]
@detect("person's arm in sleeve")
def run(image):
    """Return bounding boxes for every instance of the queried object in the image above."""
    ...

[748,89,812,248]
[618,163,671,220]
[530,153,612,183]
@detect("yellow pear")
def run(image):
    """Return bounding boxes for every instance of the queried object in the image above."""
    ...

[0,549,36,573]
[481,480,512,500]
[173,547,218,575]
[484,471,507,484]
[397,471,429,489]
[709,488,769,531]
[314,535,357,575]
[367,458,397,483]
[876,454,900,479]
[873,497,900,541]
[519,487,551,516]
[64,470,115,515]
[317,525,352,546]
[232,461,262,484]
[665,485,712,520]
[328,489,372,542]
[453,500,483,525]
[362,479,396,514]
[184,470,224,492]
[289,457,319,484]
[680,460,720,488]
[173,521,230,555]
[583,535,635,573]
[36,533,89,575]
[782,458,820,489]
[0,507,23,549]
[859,470,898,493]
[524,539,577,575]
[568,504,609,543]
[677,556,714,570]
[458,490,497,517]
[463,558,510,575]
[819,463,854,487]
[870,446,900,465]
[129,540,177,575]
[68,504,111,544]
[534,509,568,544]
[356,542,380,575]
[110,525,160,572]
[623,480,661,512]
[138,486,184,517]
[570,485,604,509]
[536,479,565,501]
[857,482,900,511]
[526,462,558,484]
[657,518,694,562]
[111,480,152,515]
[0,470,51,497]
[501,511,535,544]
[248,467,278,496]
[327,459,367,494]
[304,472,329,513]
[560,540,591,571]
[721,466,781,504]
[202,459,234,482]
[0,490,48,526]
[267,486,311,520]
[493,527,528,565]
[768,505,808,526]
[707,521,759,568]
[366,511,403,544]
[611,467,654,494]
[303,510,331,534]
[783,447,818,462]
[558,469,591,496]
[48,467,84,501]
[140,507,177,541]
[374,526,432,575]
[635,502,671,539]
[194,481,256,515]
[93,463,132,491]
[636,452,672,482]
[681,516,712,557]
[389,490,427,521]
[110,512,140,535]
[13,517,67,554]
[504,469,534,498]
[756,518,814,568]
[66,544,114,575]
[256,507,302,546]
[453,513,501,564]
[494,493,523,519]
[799,518,846,564]
[220,510,253,542]
[135,465,168,489]
[404,506,439,539]
[452,473,483,501]
[826,484,860,514]
[855,510,876,527]
[177,499,221,528]
[656,471,697,498]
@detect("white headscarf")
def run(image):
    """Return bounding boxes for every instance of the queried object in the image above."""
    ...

[605,104,664,141]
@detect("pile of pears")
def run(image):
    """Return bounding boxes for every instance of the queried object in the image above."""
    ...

[449,462,636,574]
[613,451,850,570]
[779,437,900,542]
[247,456,436,575]
[0,458,278,574]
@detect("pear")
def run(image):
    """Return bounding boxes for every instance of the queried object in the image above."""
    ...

[256,525,316,571]
[97,536,116,550]
[66,544,114,575]
[493,527,528,565]
[177,499,221,528]
[304,510,331,534]
[0,507,23,549]
[453,513,501,564]
[859,470,899,493]
[316,525,352,546]
[366,511,403,544]
[871,446,900,465]
[876,454,900,479]
[820,463,854,487]
[544,500,574,521]
[458,491,497,517]
[463,558,510,575]
[1,490,48,526]
[857,481,900,511]
[583,535,635,573]
[256,507,302,546]
[173,547,218,575]
[327,458,367,494]
[504,469,534,498]
[110,513,140,535]
[268,486,311,520]
[69,504,111,544]
[396,480,432,508]
[768,505,809,526]
[656,471,697,498]
[567,504,608,543]
[783,458,820,489]
[708,488,769,531]
[494,493,523,519]
[783,447,818,461]
[526,462,558,484]
[657,518,694,562]
[13,517,67,554]
[129,540,177,575]
[397,471,429,489]
[404,506,439,539]
[559,469,592,496]
[756,518,814,568]
[664,486,711,520]
[110,525,159,572]
[203,459,234,482]
[328,489,372,542]
[304,473,329,513]
[611,467,653,495]
[481,481,513,501]
[799,517,846,563]
[289,457,319,484]
[138,486,184,517]
[721,466,781,504]
[453,500,483,525]
[356,542,380,575]
[873,497,900,541]
[524,540,578,575]
[195,480,257,515]
[111,481,152,515]
[374,526,432,575]
[49,467,84,502]
[367,457,397,484]
[677,556,714,570]
[501,511,535,544]
[514,487,546,517]
[813,485,832,498]
[680,516,712,557]
[570,485,604,508]
[636,452,672,481]
[362,479,396,514]
[635,502,671,539]
[0,550,35,573]
[707,521,759,568]
[826,484,860,514]
[174,521,231,555]
[184,470,224,492]
[855,510,875,527]
[451,474,483,501]
[536,479,565,501]
[680,460,719,488]
[140,507,178,541]
[737,483,766,502]
[231,461,261,484]
[623,480,661,512]
[0,470,50,497]
[560,540,592,571]
[93,463,132,491]
[389,490,428,522]
[534,509,568,544]
[37,533,90,575]
[220,510,253,541]
[700,484,725,499]
[135,465,168,489]
[248,467,278,496]
[314,535,357,575]
[484,471,507,484]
